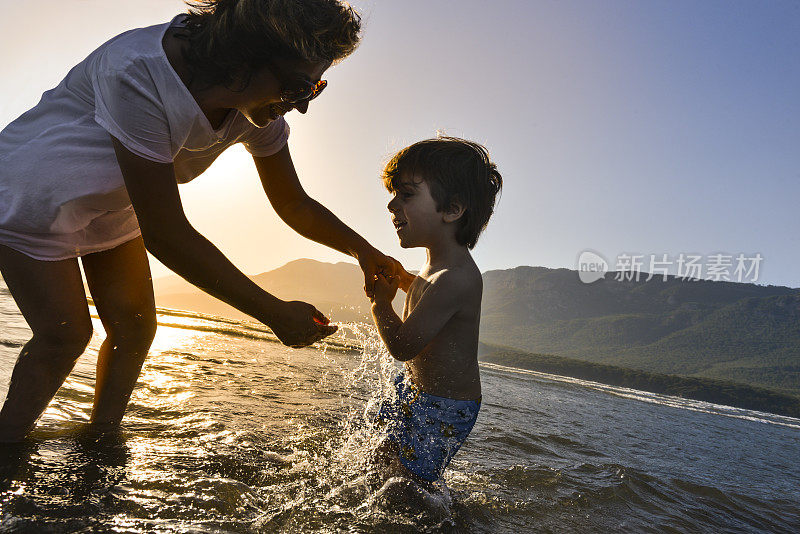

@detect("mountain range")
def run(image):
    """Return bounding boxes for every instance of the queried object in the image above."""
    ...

[153,258,404,324]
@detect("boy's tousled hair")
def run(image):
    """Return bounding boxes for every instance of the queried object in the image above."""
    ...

[181,0,361,89]
[382,136,503,249]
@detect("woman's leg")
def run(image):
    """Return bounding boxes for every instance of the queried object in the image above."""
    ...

[81,237,157,426]
[0,245,93,441]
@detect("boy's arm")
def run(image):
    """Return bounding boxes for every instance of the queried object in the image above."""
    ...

[371,272,469,361]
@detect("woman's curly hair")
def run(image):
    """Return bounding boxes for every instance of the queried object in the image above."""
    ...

[180,0,361,88]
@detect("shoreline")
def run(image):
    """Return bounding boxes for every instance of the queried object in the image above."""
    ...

[479,348,800,419]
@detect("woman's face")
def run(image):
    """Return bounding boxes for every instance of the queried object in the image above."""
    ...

[235,59,331,128]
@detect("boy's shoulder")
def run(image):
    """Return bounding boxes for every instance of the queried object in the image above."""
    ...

[419,256,482,301]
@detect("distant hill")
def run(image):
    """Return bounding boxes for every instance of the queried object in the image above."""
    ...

[153,258,401,324]
[480,267,800,395]
[152,259,800,397]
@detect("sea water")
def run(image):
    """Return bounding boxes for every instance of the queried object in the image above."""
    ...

[1,281,799,533]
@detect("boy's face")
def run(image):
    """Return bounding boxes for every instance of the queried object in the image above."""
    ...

[387,174,444,248]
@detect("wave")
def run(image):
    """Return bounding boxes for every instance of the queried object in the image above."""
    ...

[88,302,362,354]
[480,362,800,430]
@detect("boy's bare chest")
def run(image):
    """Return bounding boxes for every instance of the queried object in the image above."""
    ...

[403,276,431,319]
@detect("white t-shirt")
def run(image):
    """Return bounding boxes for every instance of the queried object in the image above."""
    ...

[0,15,289,260]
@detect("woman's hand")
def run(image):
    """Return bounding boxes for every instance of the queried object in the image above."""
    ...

[268,300,337,348]
[358,247,396,300]
[359,249,415,298]
[371,272,400,303]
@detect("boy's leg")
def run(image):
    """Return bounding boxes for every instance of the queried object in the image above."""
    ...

[81,237,157,427]
[0,245,93,441]
[373,437,429,485]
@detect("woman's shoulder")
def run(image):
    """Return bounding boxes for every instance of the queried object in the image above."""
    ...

[89,18,176,76]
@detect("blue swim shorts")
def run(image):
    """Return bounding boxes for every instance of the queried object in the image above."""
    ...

[376,372,481,482]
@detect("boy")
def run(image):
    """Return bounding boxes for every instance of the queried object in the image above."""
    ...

[369,136,502,486]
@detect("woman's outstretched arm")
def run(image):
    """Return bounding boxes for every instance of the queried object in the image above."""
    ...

[110,136,336,347]
[253,146,413,296]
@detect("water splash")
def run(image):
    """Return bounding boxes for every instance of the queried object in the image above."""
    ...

[249,321,459,531]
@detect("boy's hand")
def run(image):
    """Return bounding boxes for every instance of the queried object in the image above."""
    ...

[371,272,399,303]
[386,256,415,292]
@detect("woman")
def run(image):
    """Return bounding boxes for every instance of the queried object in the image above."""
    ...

[0,0,410,441]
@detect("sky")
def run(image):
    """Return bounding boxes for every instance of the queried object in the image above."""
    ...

[1,0,799,287]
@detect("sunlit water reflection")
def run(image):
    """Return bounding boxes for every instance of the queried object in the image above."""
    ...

[1,281,799,532]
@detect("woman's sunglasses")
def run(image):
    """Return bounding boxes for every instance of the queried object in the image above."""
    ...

[266,59,327,104]
[280,79,327,104]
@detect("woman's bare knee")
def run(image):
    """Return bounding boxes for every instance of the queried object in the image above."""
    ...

[104,312,157,353]
[82,237,157,354]
[28,323,93,361]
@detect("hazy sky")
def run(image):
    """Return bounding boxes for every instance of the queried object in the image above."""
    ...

[2,1,799,287]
